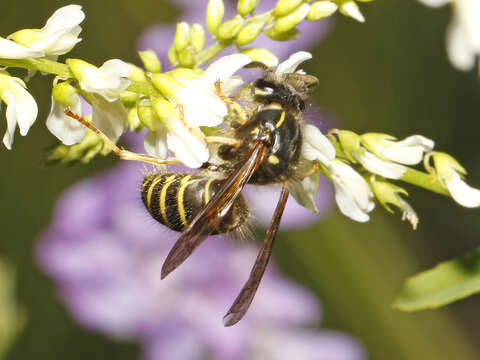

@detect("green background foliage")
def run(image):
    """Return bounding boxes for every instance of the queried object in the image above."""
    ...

[1,0,480,359]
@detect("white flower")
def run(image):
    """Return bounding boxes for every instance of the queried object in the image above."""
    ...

[67,59,131,101]
[8,5,85,57]
[362,133,434,166]
[419,0,480,72]
[302,124,336,167]
[433,152,480,208]
[67,58,131,141]
[0,73,38,149]
[151,98,208,168]
[327,159,375,222]
[0,37,44,59]
[152,53,251,128]
[288,171,322,213]
[46,82,85,145]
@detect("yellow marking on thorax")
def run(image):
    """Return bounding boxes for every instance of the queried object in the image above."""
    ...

[275,111,286,128]
[159,175,177,227]
[250,127,260,135]
[268,155,280,165]
[204,178,215,204]
[177,175,195,227]
[146,176,164,213]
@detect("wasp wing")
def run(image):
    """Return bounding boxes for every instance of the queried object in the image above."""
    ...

[161,139,268,279]
[223,185,290,327]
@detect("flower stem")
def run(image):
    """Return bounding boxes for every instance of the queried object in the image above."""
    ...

[400,168,449,196]
[195,42,227,67]
[0,58,71,77]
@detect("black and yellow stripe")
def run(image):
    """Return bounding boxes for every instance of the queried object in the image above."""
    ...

[141,173,249,234]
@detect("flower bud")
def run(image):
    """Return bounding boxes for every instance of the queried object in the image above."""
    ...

[307,1,338,21]
[336,130,362,163]
[241,48,279,67]
[273,0,304,17]
[206,0,225,35]
[273,4,310,33]
[139,49,162,73]
[51,81,78,107]
[339,0,365,23]
[128,63,147,82]
[177,48,196,68]
[190,24,205,53]
[265,27,300,41]
[236,21,264,46]
[174,22,191,52]
[137,97,156,130]
[370,177,419,229]
[217,15,245,41]
[168,45,178,66]
[238,0,260,16]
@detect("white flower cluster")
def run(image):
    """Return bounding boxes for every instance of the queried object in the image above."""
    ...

[0,5,86,148]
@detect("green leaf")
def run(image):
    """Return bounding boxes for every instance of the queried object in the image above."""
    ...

[394,247,480,311]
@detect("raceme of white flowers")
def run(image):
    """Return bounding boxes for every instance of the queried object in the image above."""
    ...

[2,2,480,229]
[418,0,480,74]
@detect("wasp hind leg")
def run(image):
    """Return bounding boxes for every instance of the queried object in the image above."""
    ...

[64,110,181,166]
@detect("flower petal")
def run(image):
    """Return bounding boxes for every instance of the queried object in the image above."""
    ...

[91,95,128,141]
[358,151,406,179]
[0,37,44,59]
[417,0,450,7]
[445,172,480,208]
[288,171,321,213]
[46,96,85,145]
[205,53,251,80]
[42,5,85,34]
[166,130,209,168]
[329,160,375,222]
[381,135,434,165]
[301,124,335,166]
[275,51,312,75]
[446,19,476,71]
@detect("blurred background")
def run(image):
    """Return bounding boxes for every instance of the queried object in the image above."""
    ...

[1,0,480,359]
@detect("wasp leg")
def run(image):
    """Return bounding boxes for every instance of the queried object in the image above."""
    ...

[214,80,249,125]
[300,161,321,179]
[65,110,181,166]
[205,136,241,147]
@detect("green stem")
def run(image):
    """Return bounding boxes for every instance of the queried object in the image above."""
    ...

[0,58,71,77]
[195,42,227,67]
[400,168,449,196]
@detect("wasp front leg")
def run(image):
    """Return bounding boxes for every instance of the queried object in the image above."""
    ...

[214,80,249,125]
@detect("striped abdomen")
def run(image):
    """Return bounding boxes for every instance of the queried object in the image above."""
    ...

[141,173,249,234]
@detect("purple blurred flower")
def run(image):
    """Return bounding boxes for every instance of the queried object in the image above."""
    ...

[38,161,365,360]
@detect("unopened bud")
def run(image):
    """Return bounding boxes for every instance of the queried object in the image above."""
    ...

[190,24,205,53]
[217,15,245,41]
[139,49,162,73]
[168,45,178,66]
[265,27,300,41]
[178,48,195,68]
[206,0,225,35]
[273,0,304,17]
[174,22,191,52]
[307,1,338,21]
[236,21,264,46]
[241,48,279,68]
[137,97,156,130]
[51,82,78,107]
[128,63,147,82]
[273,4,310,33]
[238,0,260,16]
